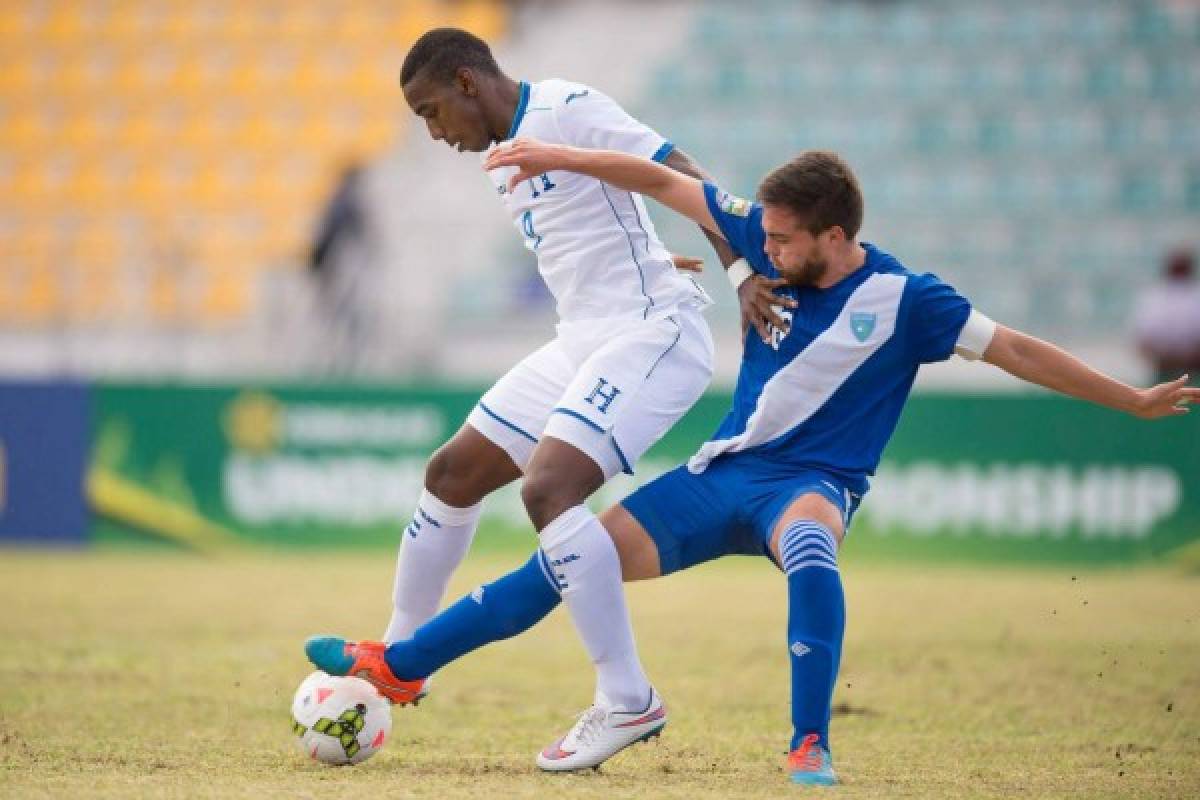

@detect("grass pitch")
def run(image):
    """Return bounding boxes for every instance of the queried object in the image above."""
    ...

[1,548,1197,799]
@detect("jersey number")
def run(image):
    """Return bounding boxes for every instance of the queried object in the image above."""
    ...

[521,174,556,249]
[521,211,543,249]
[528,173,556,198]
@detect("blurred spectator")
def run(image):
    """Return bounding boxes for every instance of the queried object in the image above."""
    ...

[310,162,367,286]
[1132,248,1200,384]
[308,162,380,371]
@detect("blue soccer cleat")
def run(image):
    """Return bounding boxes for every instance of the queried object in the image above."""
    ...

[304,636,428,706]
[787,733,837,786]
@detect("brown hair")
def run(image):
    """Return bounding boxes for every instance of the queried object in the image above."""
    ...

[756,150,863,238]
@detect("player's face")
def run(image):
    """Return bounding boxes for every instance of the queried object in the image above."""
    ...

[403,71,492,153]
[761,205,829,286]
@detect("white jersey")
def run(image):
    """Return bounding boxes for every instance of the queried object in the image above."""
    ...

[484,79,711,323]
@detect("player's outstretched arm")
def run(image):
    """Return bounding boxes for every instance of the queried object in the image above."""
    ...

[486,138,721,236]
[982,325,1199,418]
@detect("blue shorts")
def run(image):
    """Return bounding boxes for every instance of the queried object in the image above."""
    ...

[621,458,864,576]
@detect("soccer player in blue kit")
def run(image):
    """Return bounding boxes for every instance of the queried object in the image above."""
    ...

[308,142,1198,784]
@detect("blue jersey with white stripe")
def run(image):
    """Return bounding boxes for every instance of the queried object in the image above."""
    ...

[689,182,972,493]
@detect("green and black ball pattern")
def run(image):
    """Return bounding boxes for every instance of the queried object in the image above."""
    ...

[293,703,369,758]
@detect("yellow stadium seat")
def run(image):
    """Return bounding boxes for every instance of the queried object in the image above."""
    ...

[390,2,441,43]
[454,0,507,39]
[13,262,61,325]
[159,3,202,43]
[0,5,25,38]
[64,260,123,323]
[43,6,87,43]
[146,262,186,323]
[64,160,111,207]
[108,51,144,96]
[0,106,42,151]
[3,0,506,327]
[0,46,35,95]
[198,263,253,324]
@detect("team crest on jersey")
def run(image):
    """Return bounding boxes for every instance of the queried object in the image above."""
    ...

[850,312,876,342]
[716,189,751,217]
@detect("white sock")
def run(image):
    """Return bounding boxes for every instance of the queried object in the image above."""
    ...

[540,504,651,712]
[382,490,482,643]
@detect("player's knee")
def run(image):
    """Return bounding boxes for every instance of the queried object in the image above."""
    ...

[424,443,484,507]
[520,474,578,530]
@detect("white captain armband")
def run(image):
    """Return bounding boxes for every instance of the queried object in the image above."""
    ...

[726,258,754,291]
[954,309,998,361]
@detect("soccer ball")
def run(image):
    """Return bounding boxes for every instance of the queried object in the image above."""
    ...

[291,670,392,765]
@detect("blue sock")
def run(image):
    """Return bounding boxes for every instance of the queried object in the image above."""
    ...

[781,520,845,752]
[384,550,562,680]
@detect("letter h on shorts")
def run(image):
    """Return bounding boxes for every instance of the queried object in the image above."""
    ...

[584,378,621,414]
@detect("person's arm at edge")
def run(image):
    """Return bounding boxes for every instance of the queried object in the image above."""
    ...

[982,324,1199,419]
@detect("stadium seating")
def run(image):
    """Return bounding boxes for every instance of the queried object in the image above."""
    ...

[0,0,506,327]
[637,0,1199,340]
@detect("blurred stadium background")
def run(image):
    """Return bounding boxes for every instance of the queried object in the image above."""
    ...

[1,0,1197,380]
[2,2,1199,796]
[1,0,1196,556]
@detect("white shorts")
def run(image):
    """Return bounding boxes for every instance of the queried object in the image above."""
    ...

[467,307,714,480]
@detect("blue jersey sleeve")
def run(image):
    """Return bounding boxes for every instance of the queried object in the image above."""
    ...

[907,273,972,363]
[702,182,774,276]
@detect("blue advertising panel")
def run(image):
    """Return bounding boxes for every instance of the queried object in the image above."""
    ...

[0,381,90,544]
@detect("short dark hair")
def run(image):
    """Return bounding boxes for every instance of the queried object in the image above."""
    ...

[400,28,501,86]
[756,151,864,238]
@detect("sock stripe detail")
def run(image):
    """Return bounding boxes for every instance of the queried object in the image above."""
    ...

[781,535,835,564]
[786,559,839,573]
[783,549,837,573]
[780,521,838,575]
[781,535,835,565]
[417,508,442,528]
[537,548,564,594]
[784,545,837,567]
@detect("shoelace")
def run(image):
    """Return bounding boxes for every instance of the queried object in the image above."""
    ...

[787,733,824,772]
[565,706,610,749]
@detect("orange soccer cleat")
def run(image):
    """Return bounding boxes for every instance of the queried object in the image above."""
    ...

[304,637,428,706]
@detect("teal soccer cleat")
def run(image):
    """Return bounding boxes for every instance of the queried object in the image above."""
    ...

[787,733,837,787]
[304,636,356,675]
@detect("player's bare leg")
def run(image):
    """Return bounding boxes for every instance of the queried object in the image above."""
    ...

[382,424,522,643]
[769,492,846,786]
[598,503,663,582]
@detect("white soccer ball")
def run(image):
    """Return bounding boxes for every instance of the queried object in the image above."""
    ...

[291,670,392,765]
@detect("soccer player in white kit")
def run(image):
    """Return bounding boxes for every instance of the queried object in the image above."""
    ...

[305,28,778,762]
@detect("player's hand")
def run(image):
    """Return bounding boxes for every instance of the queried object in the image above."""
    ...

[739,275,797,344]
[1130,374,1200,419]
[671,254,704,273]
[484,138,567,192]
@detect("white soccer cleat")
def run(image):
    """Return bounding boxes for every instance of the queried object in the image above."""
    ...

[536,689,667,772]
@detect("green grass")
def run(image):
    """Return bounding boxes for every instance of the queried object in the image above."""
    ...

[1,549,1197,799]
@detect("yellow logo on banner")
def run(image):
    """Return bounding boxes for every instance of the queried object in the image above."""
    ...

[223,392,283,453]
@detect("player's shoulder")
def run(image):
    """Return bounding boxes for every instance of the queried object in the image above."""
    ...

[865,246,969,325]
[863,243,943,293]
[709,183,759,220]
